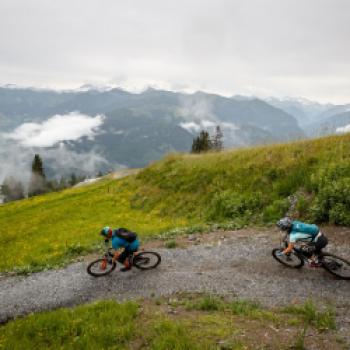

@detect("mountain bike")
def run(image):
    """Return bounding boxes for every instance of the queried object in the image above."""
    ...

[272,233,350,280]
[87,248,161,277]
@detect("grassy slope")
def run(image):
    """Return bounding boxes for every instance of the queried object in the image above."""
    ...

[0,295,343,350]
[134,133,350,222]
[1,133,350,272]
[0,177,188,272]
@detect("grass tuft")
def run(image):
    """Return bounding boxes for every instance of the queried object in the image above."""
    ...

[282,299,336,331]
[228,299,261,316]
[164,240,177,249]
[186,295,225,311]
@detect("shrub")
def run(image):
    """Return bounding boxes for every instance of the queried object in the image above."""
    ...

[263,198,290,223]
[312,177,350,225]
[209,191,264,220]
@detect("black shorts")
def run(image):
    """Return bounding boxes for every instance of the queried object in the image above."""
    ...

[312,234,328,254]
[117,248,138,263]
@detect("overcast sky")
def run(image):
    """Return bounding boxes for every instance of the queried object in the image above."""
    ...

[0,0,349,103]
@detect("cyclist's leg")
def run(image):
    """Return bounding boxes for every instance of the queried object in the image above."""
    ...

[314,235,328,256]
[308,235,328,267]
[117,249,128,263]
[119,248,134,271]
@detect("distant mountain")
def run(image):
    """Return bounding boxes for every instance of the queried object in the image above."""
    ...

[265,97,334,127]
[0,86,305,173]
[305,111,350,136]
[308,104,350,125]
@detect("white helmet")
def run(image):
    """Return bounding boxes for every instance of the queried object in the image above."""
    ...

[276,217,293,231]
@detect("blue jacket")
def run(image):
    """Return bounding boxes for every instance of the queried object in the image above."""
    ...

[111,234,140,251]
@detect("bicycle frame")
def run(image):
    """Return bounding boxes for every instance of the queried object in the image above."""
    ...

[278,231,314,260]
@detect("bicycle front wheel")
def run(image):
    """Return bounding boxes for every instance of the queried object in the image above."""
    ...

[87,258,116,277]
[272,248,304,269]
[321,253,350,280]
[133,251,161,270]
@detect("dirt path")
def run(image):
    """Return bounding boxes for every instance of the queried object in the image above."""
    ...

[1,228,349,340]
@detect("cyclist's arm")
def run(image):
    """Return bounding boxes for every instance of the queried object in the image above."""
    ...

[283,243,294,254]
[111,237,126,261]
[282,232,297,254]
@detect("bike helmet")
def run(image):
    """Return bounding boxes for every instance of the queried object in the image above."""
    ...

[276,217,293,231]
[100,226,113,238]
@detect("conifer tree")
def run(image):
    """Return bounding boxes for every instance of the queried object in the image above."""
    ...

[69,173,78,186]
[28,154,47,197]
[212,125,224,151]
[191,130,213,153]
[191,136,200,153]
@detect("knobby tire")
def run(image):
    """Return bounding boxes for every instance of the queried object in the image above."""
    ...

[133,251,161,270]
[320,252,350,280]
[87,258,116,277]
[272,248,304,269]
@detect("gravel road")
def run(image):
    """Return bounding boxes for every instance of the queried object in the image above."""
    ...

[1,229,349,339]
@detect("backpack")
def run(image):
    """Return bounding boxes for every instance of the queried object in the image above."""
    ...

[114,228,137,243]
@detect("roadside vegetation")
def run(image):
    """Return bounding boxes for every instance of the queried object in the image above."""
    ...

[1,133,350,273]
[0,295,343,350]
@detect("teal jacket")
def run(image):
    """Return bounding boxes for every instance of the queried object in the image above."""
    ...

[111,234,140,251]
[289,221,319,243]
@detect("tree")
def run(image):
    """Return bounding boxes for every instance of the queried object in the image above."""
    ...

[191,130,213,153]
[212,125,224,151]
[69,173,78,187]
[191,136,200,153]
[28,154,47,197]
[1,176,25,202]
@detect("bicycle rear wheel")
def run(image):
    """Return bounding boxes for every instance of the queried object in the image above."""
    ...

[87,258,116,277]
[272,248,304,268]
[133,251,161,270]
[321,253,350,280]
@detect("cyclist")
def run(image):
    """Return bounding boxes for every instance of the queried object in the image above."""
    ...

[100,227,140,271]
[276,217,328,267]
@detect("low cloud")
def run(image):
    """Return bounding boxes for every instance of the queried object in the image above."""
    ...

[0,111,121,190]
[179,121,201,133]
[0,140,110,186]
[202,120,216,128]
[4,112,104,147]
[222,122,239,131]
[44,143,109,175]
[336,124,350,133]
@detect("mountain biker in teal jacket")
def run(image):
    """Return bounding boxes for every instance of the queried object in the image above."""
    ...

[276,217,328,267]
[100,227,140,271]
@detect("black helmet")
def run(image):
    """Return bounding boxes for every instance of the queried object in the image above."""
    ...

[276,217,293,231]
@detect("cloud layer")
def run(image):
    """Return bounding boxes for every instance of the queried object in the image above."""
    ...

[4,112,104,147]
[0,0,349,103]
[0,113,112,189]
[336,124,350,133]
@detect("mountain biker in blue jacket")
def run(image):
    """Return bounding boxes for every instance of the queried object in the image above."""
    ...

[100,227,140,271]
[276,217,328,267]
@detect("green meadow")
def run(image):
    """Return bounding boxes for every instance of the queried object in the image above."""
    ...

[0,296,340,350]
[1,133,350,273]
